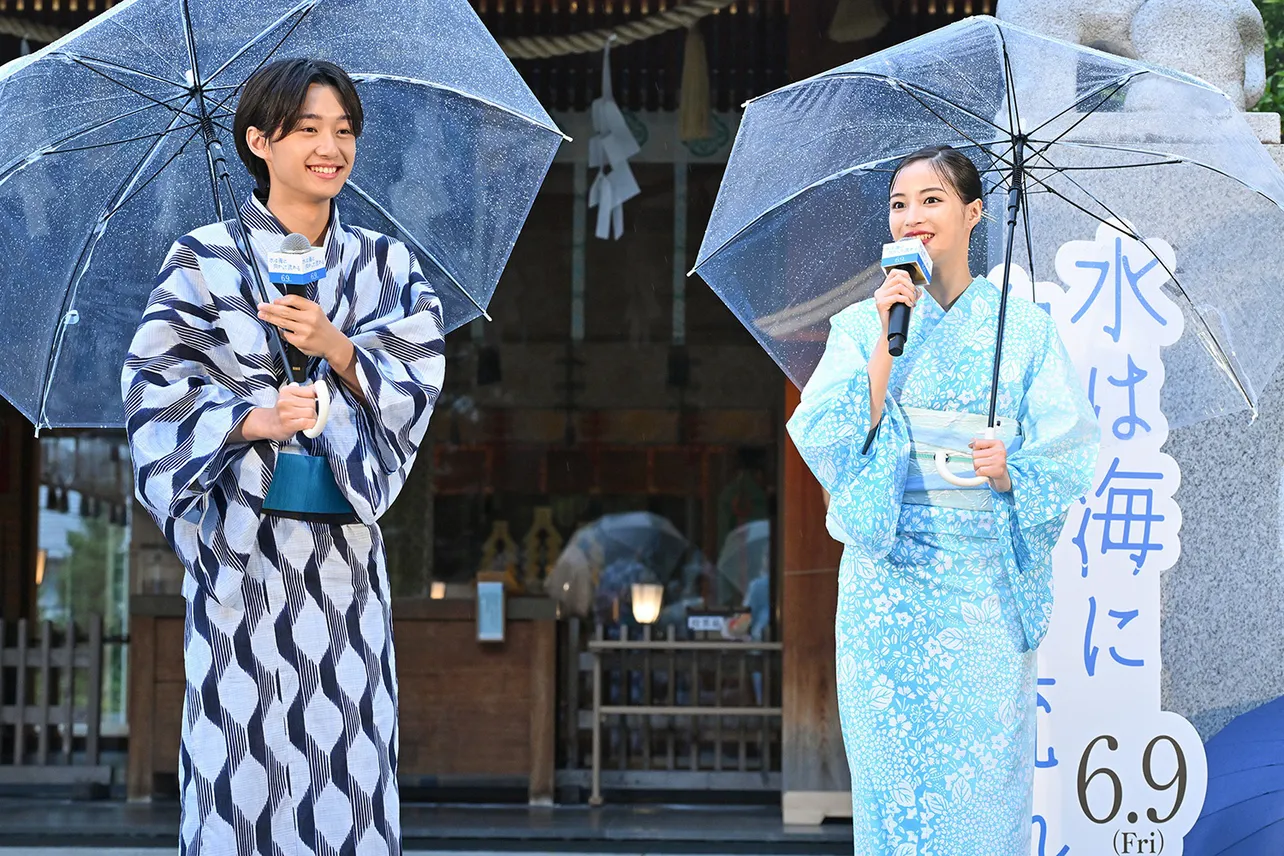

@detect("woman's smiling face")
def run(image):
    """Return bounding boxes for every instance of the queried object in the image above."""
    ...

[888,158,980,264]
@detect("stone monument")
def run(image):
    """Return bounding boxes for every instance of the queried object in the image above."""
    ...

[998,0,1284,744]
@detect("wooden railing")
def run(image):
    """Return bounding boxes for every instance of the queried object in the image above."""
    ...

[559,619,782,801]
[0,615,109,787]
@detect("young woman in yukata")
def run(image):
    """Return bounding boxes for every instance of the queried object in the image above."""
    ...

[123,59,444,855]
[787,145,1100,855]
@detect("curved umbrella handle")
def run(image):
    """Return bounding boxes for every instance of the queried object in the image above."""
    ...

[933,425,994,488]
[304,380,330,439]
[279,381,331,439]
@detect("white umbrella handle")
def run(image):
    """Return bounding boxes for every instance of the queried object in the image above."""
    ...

[933,425,994,488]
[304,380,330,438]
[280,381,331,439]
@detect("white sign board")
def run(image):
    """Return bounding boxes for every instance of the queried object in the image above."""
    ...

[996,221,1208,856]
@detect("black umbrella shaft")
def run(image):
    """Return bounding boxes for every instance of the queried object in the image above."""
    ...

[988,136,1025,430]
[197,113,300,386]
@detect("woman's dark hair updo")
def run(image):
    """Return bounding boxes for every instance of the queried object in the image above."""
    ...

[889,145,984,205]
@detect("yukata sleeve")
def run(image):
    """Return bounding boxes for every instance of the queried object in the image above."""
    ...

[785,304,910,555]
[303,239,445,523]
[122,238,257,602]
[995,315,1100,648]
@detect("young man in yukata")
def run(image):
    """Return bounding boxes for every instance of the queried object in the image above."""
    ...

[123,59,444,855]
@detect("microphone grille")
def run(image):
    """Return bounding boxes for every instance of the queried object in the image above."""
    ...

[279,233,312,253]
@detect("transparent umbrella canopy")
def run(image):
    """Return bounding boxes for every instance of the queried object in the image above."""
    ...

[0,0,565,429]
[694,15,1284,429]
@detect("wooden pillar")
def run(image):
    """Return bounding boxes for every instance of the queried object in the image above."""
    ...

[127,504,187,800]
[126,611,156,801]
[126,596,185,801]
[0,400,37,624]
[528,617,557,805]
[778,0,876,825]
[779,382,850,824]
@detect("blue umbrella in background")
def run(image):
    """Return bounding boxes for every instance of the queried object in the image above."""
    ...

[1184,694,1284,854]
[0,0,565,430]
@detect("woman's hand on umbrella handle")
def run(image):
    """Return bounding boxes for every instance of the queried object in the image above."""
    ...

[934,427,1004,489]
[934,451,989,487]
[874,269,918,336]
[969,429,1011,492]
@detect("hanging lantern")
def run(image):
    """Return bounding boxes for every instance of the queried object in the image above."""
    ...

[630,583,664,625]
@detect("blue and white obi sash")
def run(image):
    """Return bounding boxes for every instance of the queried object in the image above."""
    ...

[901,406,1023,512]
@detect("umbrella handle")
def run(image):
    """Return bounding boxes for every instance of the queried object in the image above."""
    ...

[933,425,994,488]
[306,380,330,439]
[279,381,331,439]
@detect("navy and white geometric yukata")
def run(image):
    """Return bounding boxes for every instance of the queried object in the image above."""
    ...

[123,194,444,855]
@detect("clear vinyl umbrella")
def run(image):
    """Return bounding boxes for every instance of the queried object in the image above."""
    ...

[545,512,709,620]
[0,0,565,429]
[716,518,770,605]
[693,15,1284,428]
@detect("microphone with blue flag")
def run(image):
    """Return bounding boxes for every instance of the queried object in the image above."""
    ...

[260,233,357,524]
[267,233,326,382]
[880,237,932,357]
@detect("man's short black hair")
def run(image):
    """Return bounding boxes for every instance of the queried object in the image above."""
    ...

[233,58,364,193]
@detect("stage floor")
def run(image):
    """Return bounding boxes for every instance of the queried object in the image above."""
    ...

[0,799,855,853]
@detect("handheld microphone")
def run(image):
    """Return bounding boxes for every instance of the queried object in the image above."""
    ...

[879,237,933,357]
[265,233,326,381]
[258,235,353,520]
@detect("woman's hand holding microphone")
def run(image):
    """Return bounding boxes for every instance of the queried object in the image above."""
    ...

[867,270,919,427]
[874,269,919,343]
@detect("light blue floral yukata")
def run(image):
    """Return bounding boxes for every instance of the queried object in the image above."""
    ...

[787,276,1098,855]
